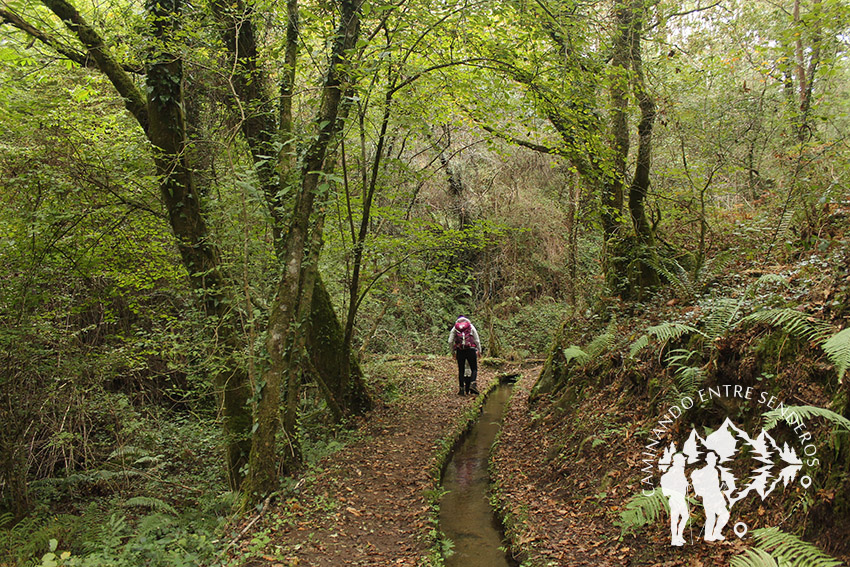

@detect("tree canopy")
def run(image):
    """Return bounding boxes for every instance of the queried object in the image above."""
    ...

[1,0,849,563]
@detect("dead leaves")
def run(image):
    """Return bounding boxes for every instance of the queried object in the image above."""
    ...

[257,357,497,566]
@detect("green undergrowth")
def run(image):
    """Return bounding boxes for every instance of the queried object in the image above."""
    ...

[533,243,850,563]
[1,412,237,567]
[3,384,370,567]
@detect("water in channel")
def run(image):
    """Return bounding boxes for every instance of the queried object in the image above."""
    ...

[439,384,518,567]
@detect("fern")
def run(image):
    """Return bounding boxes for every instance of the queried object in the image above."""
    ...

[618,488,669,536]
[740,308,833,343]
[663,349,705,398]
[674,365,706,398]
[586,330,615,358]
[736,308,848,383]
[629,323,704,357]
[137,512,175,535]
[751,273,788,292]
[629,334,650,357]
[763,404,850,433]
[750,527,843,567]
[654,258,697,300]
[665,348,700,368]
[132,455,162,467]
[652,253,732,300]
[108,446,150,461]
[731,548,781,567]
[561,345,590,365]
[823,328,850,383]
[123,496,177,516]
[84,513,127,555]
[704,297,744,341]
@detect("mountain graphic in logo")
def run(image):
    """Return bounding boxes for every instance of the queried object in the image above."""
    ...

[658,418,803,546]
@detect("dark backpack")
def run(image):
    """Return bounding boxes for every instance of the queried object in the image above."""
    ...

[454,320,476,350]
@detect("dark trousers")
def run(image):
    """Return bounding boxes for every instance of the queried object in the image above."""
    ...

[456,348,478,393]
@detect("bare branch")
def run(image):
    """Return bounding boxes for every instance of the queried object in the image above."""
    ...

[477,122,560,156]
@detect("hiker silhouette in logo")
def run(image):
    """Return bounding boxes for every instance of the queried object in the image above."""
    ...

[691,451,730,541]
[448,316,481,395]
[660,452,689,546]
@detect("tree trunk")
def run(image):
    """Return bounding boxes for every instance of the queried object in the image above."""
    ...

[564,173,581,306]
[244,0,360,501]
[790,0,822,141]
[603,0,634,294]
[626,0,660,295]
[211,0,368,421]
[311,274,372,415]
[437,126,469,230]
[39,0,253,490]
[341,85,391,389]
[279,0,299,176]
[0,420,30,519]
[606,0,659,299]
[145,0,253,490]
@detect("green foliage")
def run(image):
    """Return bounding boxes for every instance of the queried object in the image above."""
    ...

[763,405,850,433]
[740,312,849,383]
[617,488,669,536]
[33,510,222,567]
[664,349,706,399]
[703,297,745,342]
[561,346,591,365]
[629,323,703,357]
[740,308,834,344]
[743,527,844,567]
[491,298,573,357]
[586,328,616,359]
[653,254,733,301]
[731,547,781,567]
[555,324,617,369]
[123,496,177,516]
[822,328,850,383]
[1,0,849,564]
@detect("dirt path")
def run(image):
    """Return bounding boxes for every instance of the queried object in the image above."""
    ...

[236,359,670,567]
[241,356,499,567]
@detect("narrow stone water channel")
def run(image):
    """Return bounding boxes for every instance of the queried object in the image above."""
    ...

[439,384,518,567]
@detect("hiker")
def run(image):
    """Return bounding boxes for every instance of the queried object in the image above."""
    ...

[660,452,690,546]
[691,451,730,542]
[449,315,481,396]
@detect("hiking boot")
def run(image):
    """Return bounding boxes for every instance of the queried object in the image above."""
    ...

[458,388,465,396]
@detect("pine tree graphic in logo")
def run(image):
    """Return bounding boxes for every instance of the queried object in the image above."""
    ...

[658,418,803,546]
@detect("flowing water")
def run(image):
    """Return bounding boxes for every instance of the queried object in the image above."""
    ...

[439,385,518,567]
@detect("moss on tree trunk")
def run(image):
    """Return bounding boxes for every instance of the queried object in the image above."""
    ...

[310,275,372,417]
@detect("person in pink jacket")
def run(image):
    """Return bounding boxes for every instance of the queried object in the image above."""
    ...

[448,316,481,395]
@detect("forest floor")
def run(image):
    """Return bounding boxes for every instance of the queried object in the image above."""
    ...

[493,369,753,567]
[228,357,786,567]
[231,355,503,566]
[230,355,743,567]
